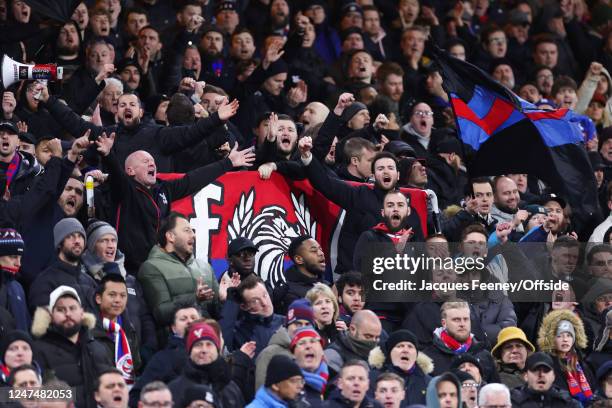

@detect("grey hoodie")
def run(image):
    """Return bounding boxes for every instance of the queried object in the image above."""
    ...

[426,372,463,408]
[254,326,293,390]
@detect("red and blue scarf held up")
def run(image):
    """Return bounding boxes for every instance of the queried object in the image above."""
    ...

[103,316,134,385]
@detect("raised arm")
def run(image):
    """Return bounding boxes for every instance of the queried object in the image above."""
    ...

[39,83,103,139]
[156,100,238,154]
[299,136,361,209]
[312,93,354,160]
[164,145,255,201]
[96,132,133,203]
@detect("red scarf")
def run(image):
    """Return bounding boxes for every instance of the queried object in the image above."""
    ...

[438,328,473,354]
[564,357,593,403]
[4,153,21,189]
[1,265,19,276]
[372,223,413,245]
[0,363,9,382]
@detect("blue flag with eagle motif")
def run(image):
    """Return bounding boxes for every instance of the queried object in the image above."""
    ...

[431,48,600,237]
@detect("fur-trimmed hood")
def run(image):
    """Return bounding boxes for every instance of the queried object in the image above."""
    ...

[368,346,434,374]
[31,307,96,338]
[537,309,588,353]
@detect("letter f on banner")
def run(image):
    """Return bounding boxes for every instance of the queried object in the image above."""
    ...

[190,184,223,263]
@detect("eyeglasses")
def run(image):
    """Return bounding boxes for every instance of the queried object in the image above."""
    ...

[462,383,479,388]
[413,111,433,117]
[481,405,511,408]
[141,401,173,408]
[286,377,305,386]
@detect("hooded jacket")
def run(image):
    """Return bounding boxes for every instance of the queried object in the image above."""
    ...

[425,373,463,408]
[537,309,596,397]
[368,346,434,405]
[254,326,293,390]
[31,308,114,408]
[138,245,219,328]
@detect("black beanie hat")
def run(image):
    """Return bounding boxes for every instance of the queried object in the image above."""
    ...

[450,353,484,375]
[385,330,418,357]
[452,369,475,383]
[341,102,368,123]
[262,59,289,81]
[265,355,303,387]
[0,330,33,364]
[183,384,217,407]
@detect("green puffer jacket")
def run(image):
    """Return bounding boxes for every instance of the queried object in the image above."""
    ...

[138,245,219,328]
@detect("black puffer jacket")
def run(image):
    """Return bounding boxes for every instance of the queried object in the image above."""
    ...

[510,385,582,408]
[168,358,244,408]
[31,310,114,408]
[28,259,97,314]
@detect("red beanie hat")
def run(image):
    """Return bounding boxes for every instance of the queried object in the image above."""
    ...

[290,327,325,351]
[185,322,221,352]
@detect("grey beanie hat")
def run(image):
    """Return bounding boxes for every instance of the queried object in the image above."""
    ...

[556,320,575,339]
[341,102,368,123]
[86,220,117,253]
[53,218,86,249]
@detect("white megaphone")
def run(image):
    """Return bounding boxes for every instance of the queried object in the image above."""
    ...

[1,54,63,88]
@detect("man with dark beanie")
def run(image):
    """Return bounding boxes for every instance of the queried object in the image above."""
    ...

[168,321,243,407]
[273,235,327,315]
[368,329,432,406]
[0,228,30,331]
[0,330,38,385]
[248,354,306,407]
[28,218,96,313]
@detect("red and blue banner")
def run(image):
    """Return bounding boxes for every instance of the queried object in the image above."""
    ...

[158,172,428,287]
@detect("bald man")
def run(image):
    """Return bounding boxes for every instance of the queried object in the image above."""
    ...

[299,102,330,132]
[324,309,382,380]
[95,134,255,272]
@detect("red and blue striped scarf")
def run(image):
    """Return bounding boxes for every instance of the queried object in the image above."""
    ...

[564,360,593,403]
[4,153,20,189]
[103,316,134,386]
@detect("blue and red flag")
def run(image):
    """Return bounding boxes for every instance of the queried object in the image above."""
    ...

[432,49,600,236]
